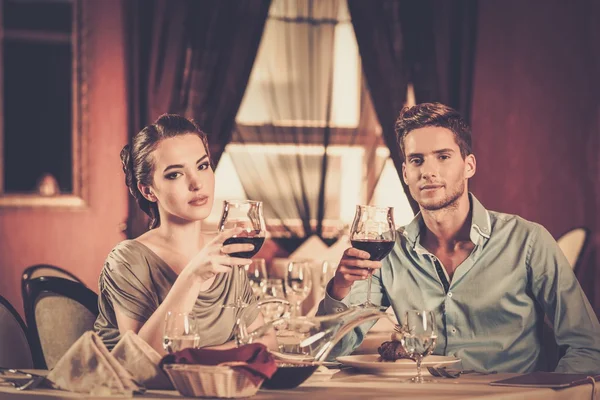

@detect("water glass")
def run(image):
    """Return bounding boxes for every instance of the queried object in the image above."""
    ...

[163,311,201,353]
[401,310,437,383]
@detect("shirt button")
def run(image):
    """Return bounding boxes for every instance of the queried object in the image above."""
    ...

[447,292,453,298]
[451,328,457,333]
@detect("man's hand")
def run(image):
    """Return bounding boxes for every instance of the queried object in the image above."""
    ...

[330,247,382,301]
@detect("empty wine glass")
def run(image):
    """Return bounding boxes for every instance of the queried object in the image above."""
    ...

[400,310,438,383]
[285,260,313,317]
[245,258,268,299]
[163,311,201,353]
[262,279,289,322]
[218,200,266,309]
[319,260,337,290]
[350,205,396,308]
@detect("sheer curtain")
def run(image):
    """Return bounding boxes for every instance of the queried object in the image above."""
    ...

[230,0,385,249]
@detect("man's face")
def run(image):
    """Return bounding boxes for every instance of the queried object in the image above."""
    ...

[402,127,475,211]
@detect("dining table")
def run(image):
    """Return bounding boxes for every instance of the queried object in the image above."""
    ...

[1,367,597,400]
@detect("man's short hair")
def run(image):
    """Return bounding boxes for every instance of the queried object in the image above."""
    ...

[395,102,472,160]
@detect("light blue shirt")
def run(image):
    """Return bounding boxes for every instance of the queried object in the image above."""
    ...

[318,194,600,374]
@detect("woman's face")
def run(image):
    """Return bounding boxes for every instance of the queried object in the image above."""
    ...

[146,134,215,223]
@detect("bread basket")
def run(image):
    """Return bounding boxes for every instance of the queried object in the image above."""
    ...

[163,362,263,398]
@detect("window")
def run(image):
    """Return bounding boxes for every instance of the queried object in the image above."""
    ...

[371,148,416,228]
[206,144,363,228]
[209,0,415,234]
[236,0,360,128]
[206,144,415,231]
[0,0,87,207]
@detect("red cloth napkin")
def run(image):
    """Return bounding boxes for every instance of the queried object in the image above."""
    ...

[159,343,277,385]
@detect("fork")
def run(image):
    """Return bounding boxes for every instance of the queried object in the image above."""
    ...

[0,368,47,391]
[427,366,497,378]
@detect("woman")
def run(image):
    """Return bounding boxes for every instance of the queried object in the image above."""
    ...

[94,114,274,354]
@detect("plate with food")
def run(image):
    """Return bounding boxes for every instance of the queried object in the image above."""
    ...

[337,354,460,376]
[337,334,459,375]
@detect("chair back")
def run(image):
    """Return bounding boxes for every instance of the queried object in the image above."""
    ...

[0,294,34,369]
[24,277,98,369]
[22,264,84,315]
[557,227,589,272]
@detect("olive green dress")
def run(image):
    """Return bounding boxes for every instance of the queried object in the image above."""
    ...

[94,240,257,350]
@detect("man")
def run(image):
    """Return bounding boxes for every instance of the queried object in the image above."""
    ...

[318,102,600,373]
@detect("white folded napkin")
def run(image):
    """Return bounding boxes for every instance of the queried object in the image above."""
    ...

[111,330,172,389]
[47,331,143,396]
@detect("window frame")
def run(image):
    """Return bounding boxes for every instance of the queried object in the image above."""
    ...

[0,0,88,208]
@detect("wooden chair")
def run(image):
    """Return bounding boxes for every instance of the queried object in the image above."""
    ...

[23,277,98,369]
[557,227,590,273]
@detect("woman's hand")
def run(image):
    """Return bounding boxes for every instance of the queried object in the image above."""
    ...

[330,247,382,300]
[185,228,254,282]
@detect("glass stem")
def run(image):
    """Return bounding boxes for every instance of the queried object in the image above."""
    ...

[366,270,373,304]
[416,357,422,380]
[237,265,244,302]
[290,302,300,317]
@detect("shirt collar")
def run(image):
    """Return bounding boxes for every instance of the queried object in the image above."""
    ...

[401,193,491,249]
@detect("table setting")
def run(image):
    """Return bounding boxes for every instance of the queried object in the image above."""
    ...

[1,301,598,400]
[0,202,598,400]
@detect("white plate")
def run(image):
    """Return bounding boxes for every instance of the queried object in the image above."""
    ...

[337,354,460,376]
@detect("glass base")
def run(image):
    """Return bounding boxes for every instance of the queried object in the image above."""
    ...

[407,375,436,383]
[355,301,378,309]
[352,302,387,311]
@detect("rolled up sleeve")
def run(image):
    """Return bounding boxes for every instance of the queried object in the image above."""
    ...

[316,269,390,360]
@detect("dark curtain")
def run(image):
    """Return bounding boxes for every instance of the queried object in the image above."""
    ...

[348,0,478,214]
[570,0,600,318]
[123,0,271,237]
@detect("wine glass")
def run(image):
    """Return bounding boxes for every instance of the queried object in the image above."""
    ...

[245,258,268,299]
[262,278,289,321]
[349,205,396,308]
[218,200,266,309]
[285,260,313,317]
[400,310,438,383]
[163,311,201,353]
[319,260,337,290]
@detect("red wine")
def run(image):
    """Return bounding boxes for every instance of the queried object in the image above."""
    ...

[351,239,395,261]
[261,363,318,389]
[223,236,265,258]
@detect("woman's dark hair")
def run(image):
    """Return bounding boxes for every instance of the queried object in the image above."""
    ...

[120,114,211,229]
[395,102,472,160]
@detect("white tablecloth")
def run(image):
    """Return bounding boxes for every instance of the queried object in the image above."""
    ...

[0,369,597,400]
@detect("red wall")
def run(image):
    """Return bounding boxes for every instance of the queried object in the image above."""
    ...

[0,0,129,315]
[470,0,599,311]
